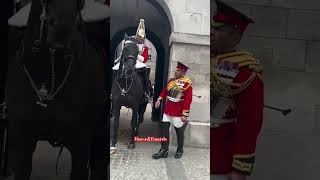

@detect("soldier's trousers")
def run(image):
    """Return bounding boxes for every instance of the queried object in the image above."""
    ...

[160,121,188,151]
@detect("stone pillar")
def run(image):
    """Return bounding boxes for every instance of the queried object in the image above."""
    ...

[168,32,210,148]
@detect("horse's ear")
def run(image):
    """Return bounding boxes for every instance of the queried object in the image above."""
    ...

[124,33,129,40]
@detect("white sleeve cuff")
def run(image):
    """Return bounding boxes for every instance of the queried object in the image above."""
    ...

[137,54,144,62]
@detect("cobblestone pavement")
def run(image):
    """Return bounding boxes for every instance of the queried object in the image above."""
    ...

[4,105,210,180]
[110,105,210,180]
[110,142,210,180]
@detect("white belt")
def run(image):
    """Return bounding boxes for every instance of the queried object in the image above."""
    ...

[167,96,184,102]
[211,117,236,128]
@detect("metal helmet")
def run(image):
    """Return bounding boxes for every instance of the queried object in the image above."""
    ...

[135,19,146,43]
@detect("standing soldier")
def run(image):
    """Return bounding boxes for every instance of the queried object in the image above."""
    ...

[211,1,264,180]
[152,62,192,159]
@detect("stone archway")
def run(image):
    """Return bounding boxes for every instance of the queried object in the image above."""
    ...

[110,0,173,121]
[110,0,210,148]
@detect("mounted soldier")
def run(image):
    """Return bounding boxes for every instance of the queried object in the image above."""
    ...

[112,19,151,102]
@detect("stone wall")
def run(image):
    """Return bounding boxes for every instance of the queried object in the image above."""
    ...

[164,0,210,35]
[212,0,320,179]
[218,0,320,136]
[169,32,210,148]
[165,0,211,148]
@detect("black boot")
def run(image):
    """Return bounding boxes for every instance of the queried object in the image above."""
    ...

[142,69,149,103]
[174,122,188,159]
[175,149,184,159]
[152,122,170,159]
[152,148,168,159]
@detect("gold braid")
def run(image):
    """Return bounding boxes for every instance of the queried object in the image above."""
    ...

[210,52,263,111]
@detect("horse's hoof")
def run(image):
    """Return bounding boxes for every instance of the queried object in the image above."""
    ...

[110,147,117,154]
[128,143,135,149]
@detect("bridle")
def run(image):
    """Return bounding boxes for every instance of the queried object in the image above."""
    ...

[115,41,138,96]
[21,0,86,108]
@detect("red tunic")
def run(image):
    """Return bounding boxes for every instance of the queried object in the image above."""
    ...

[142,46,149,63]
[159,78,193,117]
[105,0,110,6]
[211,52,264,175]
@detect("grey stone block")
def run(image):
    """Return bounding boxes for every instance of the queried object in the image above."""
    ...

[248,6,289,38]
[170,44,195,64]
[187,63,202,73]
[181,63,210,74]
[262,70,320,134]
[250,133,320,180]
[191,86,210,103]
[225,0,270,6]
[226,2,252,17]
[188,73,207,85]
[189,102,210,123]
[174,12,203,35]
[170,122,210,148]
[272,0,320,11]
[240,36,307,71]
[201,14,211,35]
[287,10,320,40]
[194,46,210,65]
[188,122,210,148]
[306,41,320,73]
[165,0,187,14]
[200,64,210,74]
[313,105,320,135]
[170,32,210,46]
[170,43,210,66]
[186,0,210,15]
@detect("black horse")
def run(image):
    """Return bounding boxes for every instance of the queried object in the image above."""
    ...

[6,0,109,179]
[111,36,149,151]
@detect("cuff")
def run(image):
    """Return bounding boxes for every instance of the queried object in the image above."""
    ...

[232,154,255,175]
[157,97,163,101]
[182,110,190,117]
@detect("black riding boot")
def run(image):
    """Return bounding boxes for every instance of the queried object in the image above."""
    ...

[174,122,188,159]
[152,122,170,159]
[141,69,149,103]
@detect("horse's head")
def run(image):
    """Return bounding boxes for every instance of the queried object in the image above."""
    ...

[119,35,139,76]
[29,0,84,48]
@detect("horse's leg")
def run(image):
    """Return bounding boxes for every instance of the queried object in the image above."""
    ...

[89,135,107,180]
[89,106,108,180]
[128,108,138,150]
[111,104,120,148]
[69,139,90,180]
[138,101,148,124]
[9,131,36,180]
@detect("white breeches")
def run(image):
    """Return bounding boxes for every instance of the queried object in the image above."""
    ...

[162,114,184,128]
